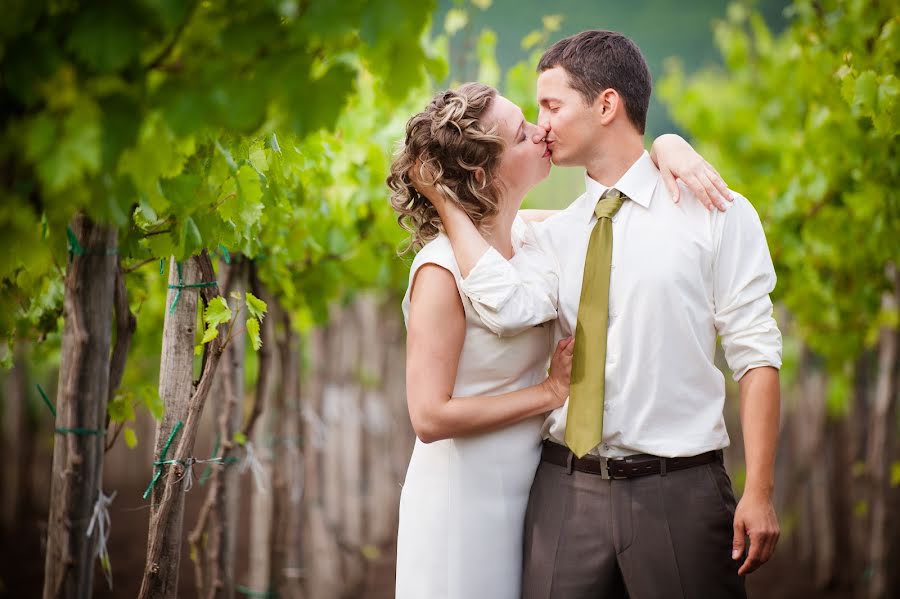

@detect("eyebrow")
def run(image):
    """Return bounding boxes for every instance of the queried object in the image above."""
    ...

[539,97,561,106]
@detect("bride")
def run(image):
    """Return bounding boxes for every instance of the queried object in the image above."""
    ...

[387,82,728,599]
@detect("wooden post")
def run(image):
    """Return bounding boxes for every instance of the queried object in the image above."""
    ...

[302,325,339,599]
[139,252,223,599]
[42,215,117,599]
[271,309,304,599]
[246,274,278,596]
[210,261,246,599]
[865,264,899,599]
[2,342,28,532]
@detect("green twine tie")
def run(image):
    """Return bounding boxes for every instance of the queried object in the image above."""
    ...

[38,384,106,437]
[167,261,218,315]
[66,226,118,261]
[236,585,278,598]
[143,420,183,499]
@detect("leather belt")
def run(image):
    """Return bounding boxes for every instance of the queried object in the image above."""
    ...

[541,440,720,480]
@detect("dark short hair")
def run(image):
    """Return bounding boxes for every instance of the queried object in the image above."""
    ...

[538,30,651,134]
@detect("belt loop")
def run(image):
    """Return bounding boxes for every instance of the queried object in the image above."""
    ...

[659,457,667,477]
[566,451,574,475]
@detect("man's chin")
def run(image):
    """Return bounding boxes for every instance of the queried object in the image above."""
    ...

[549,152,572,167]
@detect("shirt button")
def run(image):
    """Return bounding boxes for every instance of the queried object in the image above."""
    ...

[603,443,610,450]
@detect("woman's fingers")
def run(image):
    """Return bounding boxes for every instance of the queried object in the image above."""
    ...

[682,173,713,211]
[699,173,728,212]
[660,167,680,203]
[704,160,733,203]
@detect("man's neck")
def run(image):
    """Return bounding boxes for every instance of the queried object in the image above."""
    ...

[584,134,645,187]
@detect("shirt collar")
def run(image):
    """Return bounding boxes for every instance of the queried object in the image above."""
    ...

[582,151,660,217]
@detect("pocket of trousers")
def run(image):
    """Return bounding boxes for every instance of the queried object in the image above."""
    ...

[703,462,737,519]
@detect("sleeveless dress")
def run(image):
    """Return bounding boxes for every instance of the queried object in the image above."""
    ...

[395,221,553,599]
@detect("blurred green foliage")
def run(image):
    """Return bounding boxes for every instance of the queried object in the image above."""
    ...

[659,1,899,398]
[0,0,444,372]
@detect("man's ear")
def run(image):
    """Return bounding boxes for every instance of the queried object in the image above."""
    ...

[593,88,619,125]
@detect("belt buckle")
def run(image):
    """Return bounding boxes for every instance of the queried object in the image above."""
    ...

[599,456,610,480]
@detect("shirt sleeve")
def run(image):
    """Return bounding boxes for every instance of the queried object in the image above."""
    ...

[712,194,783,381]
[458,219,560,337]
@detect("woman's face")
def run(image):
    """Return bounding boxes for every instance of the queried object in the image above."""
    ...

[484,95,551,201]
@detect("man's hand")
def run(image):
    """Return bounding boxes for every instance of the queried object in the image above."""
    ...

[732,490,780,575]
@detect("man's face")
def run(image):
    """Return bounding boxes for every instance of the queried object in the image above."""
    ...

[537,66,600,167]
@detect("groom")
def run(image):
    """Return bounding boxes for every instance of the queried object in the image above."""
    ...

[443,30,782,597]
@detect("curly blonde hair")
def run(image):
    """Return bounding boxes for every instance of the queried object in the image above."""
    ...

[387,83,506,253]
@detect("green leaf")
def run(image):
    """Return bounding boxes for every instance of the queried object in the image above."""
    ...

[233,431,248,446]
[66,4,143,72]
[521,30,543,51]
[476,29,500,87]
[246,317,261,351]
[853,70,878,115]
[107,394,130,423]
[444,9,468,35]
[181,216,203,258]
[124,427,138,449]
[204,296,232,328]
[542,15,564,32]
[892,462,900,488]
[245,292,267,321]
[201,325,219,344]
[142,388,165,420]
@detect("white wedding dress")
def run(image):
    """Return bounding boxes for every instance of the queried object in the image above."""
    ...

[395,220,554,599]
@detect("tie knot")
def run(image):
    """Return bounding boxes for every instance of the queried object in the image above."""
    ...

[595,188,627,220]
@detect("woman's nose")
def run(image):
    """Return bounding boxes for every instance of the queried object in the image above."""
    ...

[529,122,549,144]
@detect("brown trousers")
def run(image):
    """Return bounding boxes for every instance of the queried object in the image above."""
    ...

[522,449,746,599]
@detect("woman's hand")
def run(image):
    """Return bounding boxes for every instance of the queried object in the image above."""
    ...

[650,134,733,212]
[543,337,574,410]
[408,162,454,217]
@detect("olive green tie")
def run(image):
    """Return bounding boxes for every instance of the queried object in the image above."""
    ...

[565,188,628,458]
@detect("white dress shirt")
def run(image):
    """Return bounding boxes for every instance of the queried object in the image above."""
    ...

[460,151,782,458]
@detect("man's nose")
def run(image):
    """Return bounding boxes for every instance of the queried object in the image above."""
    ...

[536,114,551,135]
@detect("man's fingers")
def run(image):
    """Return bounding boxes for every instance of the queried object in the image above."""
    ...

[732,520,746,561]
[738,531,765,575]
[738,556,760,576]
[759,529,780,565]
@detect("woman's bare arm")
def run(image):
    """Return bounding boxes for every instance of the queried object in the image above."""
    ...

[405,264,572,443]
